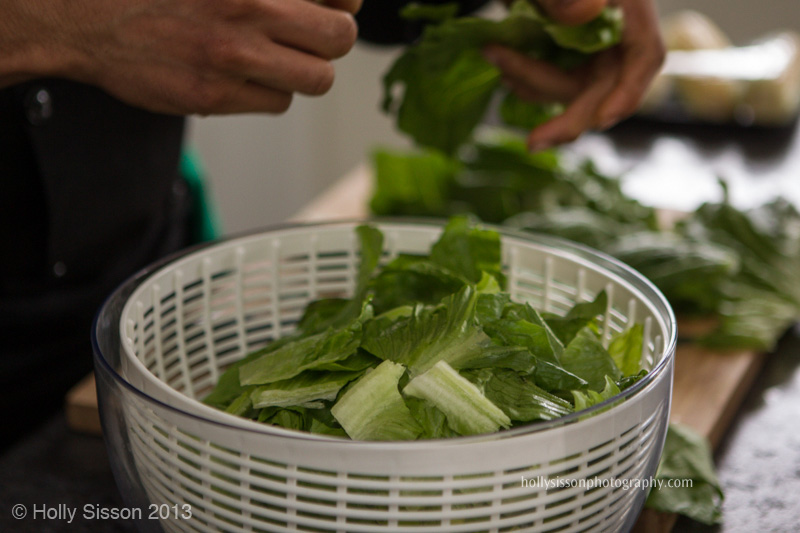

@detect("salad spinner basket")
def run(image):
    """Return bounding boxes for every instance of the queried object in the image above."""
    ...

[93,220,676,533]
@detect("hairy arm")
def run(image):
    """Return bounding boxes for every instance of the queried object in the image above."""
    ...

[0,0,362,114]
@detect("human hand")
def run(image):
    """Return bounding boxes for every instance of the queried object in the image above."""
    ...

[483,0,665,151]
[1,0,361,115]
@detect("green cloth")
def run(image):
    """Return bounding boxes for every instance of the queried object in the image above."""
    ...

[180,148,221,243]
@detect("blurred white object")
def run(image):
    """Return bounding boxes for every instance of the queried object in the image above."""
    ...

[640,11,800,125]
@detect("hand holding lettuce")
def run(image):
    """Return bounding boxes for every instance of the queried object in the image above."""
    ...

[382,0,623,155]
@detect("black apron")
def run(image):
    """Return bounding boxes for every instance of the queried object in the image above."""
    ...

[0,79,192,449]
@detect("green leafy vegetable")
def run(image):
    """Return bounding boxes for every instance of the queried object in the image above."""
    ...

[560,328,622,392]
[370,133,800,351]
[647,424,724,525]
[206,219,646,442]
[571,375,621,411]
[500,92,564,130]
[429,215,504,285]
[361,284,495,376]
[331,360,422,441]
[382,1,623,154]
[404,360,511,435]
[543,290,607,345]
[249,371,364,409]
[370,148,456,217]
[238,301,371,386]
[480,368,573,421]
[608,324,644,377]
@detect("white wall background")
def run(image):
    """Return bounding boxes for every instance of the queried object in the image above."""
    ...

[187,1,798,235]
[187,42,410,235]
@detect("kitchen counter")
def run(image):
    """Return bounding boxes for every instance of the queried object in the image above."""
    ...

[3,117,800,532]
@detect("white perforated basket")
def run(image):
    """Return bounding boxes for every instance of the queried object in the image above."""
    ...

[94,220,676,533]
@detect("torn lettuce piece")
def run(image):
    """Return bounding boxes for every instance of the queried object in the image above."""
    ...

[309,418,348,438]
[454,344,536,374]
[560,327,623,391]
[646,423,724,525]
[369,254,467,313]
[362,285,494,376]
[533,360,589,392]
[478,369,573,422]
[382,0,623,154]
[608,324,644,377]
[500,91,564,130]
[249,371,364,409]
[476,291,510,325]
[224,391,256,418]
[260,408,309,432]
[239,301,372,386]
[571,375,621,411]
[403,360,511,436]
[370,147,458,217]
[502,301,565,362]
[404,397,460,440]
[532,3,623,53]
[482,316,560,366]
[295,298,351,334]
[312,350,381,373]
[331,360,422,441]
[543,290,608,346]
[429,215,504,286]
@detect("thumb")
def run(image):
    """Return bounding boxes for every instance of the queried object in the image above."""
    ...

[537,0,608,26]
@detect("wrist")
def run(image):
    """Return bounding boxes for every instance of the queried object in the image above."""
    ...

[0,0,91,88]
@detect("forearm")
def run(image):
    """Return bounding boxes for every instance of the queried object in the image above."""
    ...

[0,0,89,88]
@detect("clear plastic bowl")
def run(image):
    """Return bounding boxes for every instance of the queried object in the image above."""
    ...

[93,220,677,533]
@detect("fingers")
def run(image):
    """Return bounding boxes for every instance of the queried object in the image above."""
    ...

[526,51,620,151]
[261,0,358,60]
[192,0,359,110]
[186,29,342,99]
[537,0,609,26]
[489,0,665,151]
[321,0,364,15]
[208,81,295,114]
[484,45,583,102]
[595,0,665,126]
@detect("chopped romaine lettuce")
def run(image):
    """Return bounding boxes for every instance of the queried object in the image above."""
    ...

[404,360,511,435]
[331,360,422,441]
[206,220,646,442]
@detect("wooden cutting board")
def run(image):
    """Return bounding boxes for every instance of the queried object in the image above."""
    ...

[67,164,767,532]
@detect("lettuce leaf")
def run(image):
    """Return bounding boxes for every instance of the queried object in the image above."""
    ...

[571,375,621,411]
[331,360,422,441]
[361,284,494,376]
[238,301,371,386]
[382,0,623,155]
[646,424,724,525]
[560,328,623,391]
[403,360,511,435]
[480,369,573,422]
[249,370,365,409]
[608,324,644,377]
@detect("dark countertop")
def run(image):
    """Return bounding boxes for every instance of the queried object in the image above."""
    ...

[0,414,135,532]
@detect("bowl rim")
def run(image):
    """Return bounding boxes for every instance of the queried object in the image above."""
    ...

[93,217,677,447]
